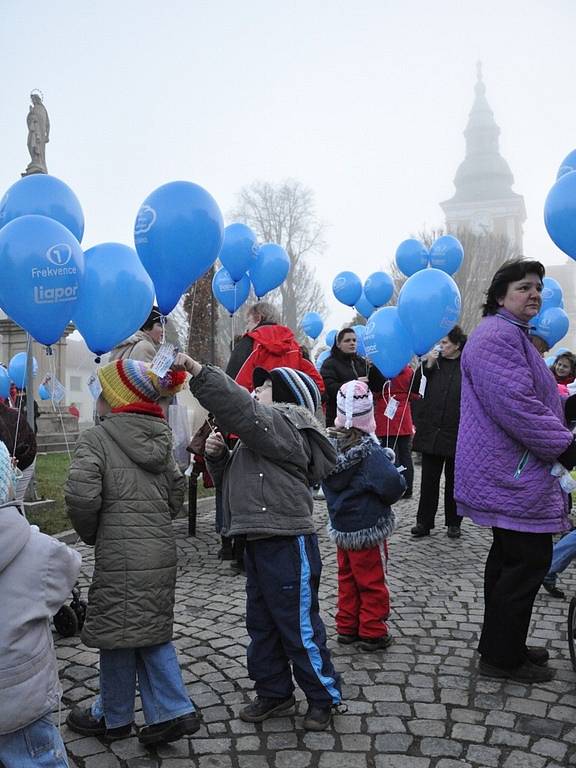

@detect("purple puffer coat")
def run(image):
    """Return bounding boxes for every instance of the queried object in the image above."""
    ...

[455,310,573,533]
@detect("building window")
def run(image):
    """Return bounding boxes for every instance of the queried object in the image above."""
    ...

[70,376,82,392]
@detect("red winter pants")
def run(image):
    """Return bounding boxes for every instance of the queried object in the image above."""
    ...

[336,543,390,639]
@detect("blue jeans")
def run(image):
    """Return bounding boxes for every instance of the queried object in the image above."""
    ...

[91,642,195,729]
[0,714,68,768]
[544,529,576,584]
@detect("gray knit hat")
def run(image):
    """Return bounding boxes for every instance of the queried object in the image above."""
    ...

[253,367,320,414]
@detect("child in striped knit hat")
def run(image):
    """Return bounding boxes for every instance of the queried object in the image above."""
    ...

[65,359,202,746]
[323,379,406,651]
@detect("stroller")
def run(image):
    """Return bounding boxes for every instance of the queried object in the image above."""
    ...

[53,582,87,637]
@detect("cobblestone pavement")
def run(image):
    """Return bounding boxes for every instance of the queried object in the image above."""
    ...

[56,477,576,768]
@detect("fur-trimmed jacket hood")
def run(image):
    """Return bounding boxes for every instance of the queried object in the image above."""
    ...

[323,434,406,550]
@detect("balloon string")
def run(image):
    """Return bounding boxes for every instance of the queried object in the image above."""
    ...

[11,334,32,461]
[382,379,391,445]
[185,284,198,354]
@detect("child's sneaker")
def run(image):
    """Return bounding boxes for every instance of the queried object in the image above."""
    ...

[358,634,394,652]
[336,633,359,645]
[303,702,333,731]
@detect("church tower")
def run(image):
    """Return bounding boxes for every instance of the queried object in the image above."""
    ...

[441,63,526,250]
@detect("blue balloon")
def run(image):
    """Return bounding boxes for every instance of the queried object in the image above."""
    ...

[316,350,331,370]
[0,174,84,242]
[545,355,556,367]
[397,268,461,355]
[135,181,224,315]
[364,272,394,307]
[557,150,576,180]
[325,329,337,347]
[0,215,84,346]
[73,243,155,356]
[353,324,367,357]
[332,272,362,307]
[212,268,251,314]
[0,366,9,399]
[8,353,38,390]
[429,235,464,275]
[364,307,414,378]
[249,243,290,298]
[556,347,571,356]
[395,239,429,277]
[219,223,257,282]
[354,292,376,320]
[301,312,324,340]
[38,383,51,400]
[530,307,569,347]
[541,276,563,313]
[544,172,576,260]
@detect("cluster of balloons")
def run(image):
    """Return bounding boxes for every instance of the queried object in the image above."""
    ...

[332,270,394,320]
[530,276,569,348]
[212,224,290,316]
[395,235,464,277]
[545,150,576,260]
[363,239,463,378]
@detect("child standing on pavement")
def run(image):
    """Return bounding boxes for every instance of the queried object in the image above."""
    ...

[0,440,81,768]
[323,380,406,651]
[174,354,342,731]
[64,360,201,746]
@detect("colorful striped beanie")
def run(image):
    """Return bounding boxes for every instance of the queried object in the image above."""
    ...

[98,360,187,415]
[253,366,320,414]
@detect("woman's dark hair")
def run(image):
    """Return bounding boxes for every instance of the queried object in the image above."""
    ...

[447,325,467,350]
[482,258,545,317]
[331,327,357,354]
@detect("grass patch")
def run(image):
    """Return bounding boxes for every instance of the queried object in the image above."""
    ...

[28,453,214,536]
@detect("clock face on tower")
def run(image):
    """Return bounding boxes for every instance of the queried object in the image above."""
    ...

[470,210,493,235]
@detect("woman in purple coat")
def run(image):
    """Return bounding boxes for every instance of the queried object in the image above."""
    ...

[455,259,576,684]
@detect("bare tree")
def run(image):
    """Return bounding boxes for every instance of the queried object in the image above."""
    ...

[229,180,328,333]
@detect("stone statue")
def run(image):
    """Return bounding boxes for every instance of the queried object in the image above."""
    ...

[23,90,50,175]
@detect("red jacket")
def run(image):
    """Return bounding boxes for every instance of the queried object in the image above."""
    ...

[234,325,325,395]
[374,365,417,438]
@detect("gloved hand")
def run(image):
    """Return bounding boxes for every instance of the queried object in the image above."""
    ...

[557,437,576,471]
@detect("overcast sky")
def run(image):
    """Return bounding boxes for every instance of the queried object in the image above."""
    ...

[2,0,576,335]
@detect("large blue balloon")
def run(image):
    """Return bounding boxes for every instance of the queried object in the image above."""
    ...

[540,276,563,313]
[332,272,362,307]
[219,223,257,282]
[0,366,9,399]
[212,268,251,315]
[134,181,224,314]
[355,291,376,320]
[397,268,461,355]
[544,172,576,260]
[395,239,429,277]
[249,243,290,298]
[353,324,367,357]
[316,349,331,370]
[364,307,414,378]
[301,311,324,340]
[530,307,569,347]
[0,215,84,346]
[73,243,154,356]
[8,353,38,390]
[364,272,394,307]
[325,329,337,347]
[429,235,464,275]
[557,150,576,180]
[0,174,84,242]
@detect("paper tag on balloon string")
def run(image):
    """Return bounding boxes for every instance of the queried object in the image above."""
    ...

[418,374,427,398]
[384,397,399,420]
[87,373,102,400]
[41,374,66,403]
[150,343,177,378]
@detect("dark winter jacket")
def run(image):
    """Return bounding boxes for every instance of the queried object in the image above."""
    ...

[412,356,462,458]
[227,322,325,395]
[65,413,185,649]
[320,349,373,426]
[189,365,336,537]
[322,434,406,550]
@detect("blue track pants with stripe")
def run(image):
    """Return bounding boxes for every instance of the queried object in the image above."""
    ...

[245,534,341,706]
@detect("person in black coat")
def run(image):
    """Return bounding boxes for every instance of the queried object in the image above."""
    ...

[411,325,467,539]
[321,328,382,426]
